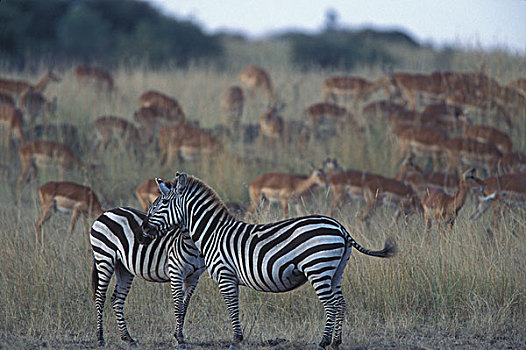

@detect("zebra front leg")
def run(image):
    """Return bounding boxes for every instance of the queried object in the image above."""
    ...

[169,270,188,349]
[111,266,136,346]
[218,278,243,349]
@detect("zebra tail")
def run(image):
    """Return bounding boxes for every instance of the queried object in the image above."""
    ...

[350,237,397,258]
[91,256,98,301]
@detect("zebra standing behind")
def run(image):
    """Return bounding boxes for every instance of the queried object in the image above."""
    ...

[90,207,205,349]
[140,174,396,350]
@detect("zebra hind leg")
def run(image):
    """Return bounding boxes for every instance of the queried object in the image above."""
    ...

[111,262,137,346]
[218,279,243,349]
[93,260,114,347]
[331,292,346,350]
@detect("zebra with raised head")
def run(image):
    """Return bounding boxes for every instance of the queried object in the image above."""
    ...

[140,174,397,350]
[90,206,205,349]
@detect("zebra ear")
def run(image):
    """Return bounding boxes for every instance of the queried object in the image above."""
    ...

[176,172,187,194]
[156,178,171,196]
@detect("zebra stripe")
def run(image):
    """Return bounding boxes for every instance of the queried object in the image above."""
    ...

[141,175,396,350]
[90,206,205,348]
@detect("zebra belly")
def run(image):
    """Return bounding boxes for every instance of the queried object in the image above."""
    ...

[240,265,307,292]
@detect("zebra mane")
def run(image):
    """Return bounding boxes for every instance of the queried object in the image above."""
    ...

[172,175,229,215]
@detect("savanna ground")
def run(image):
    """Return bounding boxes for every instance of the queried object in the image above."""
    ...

[1,43,525,349]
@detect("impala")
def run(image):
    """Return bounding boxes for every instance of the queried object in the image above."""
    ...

[498,152,526,174]
[507,78,526,94]
[443,137,502,175]
[139,90,182,110]
[35,181,104,241]
[0,92,15,106]
[420,102,469,131]
[361,100,407,120]
[326,169,383,217]
[304,102,361,136]
[17,141,88,191]
[220,85,244,130]
[360,175,423,223]
[158,124,221,165]
[470,173,526,225]
[258,105,284,146]
[74,65,114,91]
[135,179,160,212]
[395,157,459,196]
[20,89,57,125]
[0,103,25,148]
[322,76,381,106]
[92,116,142,152]
[245,164,328,219]
[386,72,444,109]
[463,124,513,154]
[134,105,187,141]
[423,168,484,235]
[239,65,275,103]
[392,125,449,169]
[0,69,60,97]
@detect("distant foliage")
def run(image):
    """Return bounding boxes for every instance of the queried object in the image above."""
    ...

[283,29,419,69]
[0,0,222,67]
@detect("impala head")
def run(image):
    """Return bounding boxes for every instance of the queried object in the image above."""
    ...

[308,162,328,188]
[461,168,485,190]
[323,157,343,175]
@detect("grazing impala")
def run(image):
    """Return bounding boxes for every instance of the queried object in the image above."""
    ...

[498,152,526,174]
[443,137,502,175]
[140,90,182,110]
[304,102,361,136]
[470,173,526,225]
[0,103,25,148]
[17,141,88,191]
[135,179,159,211]
[74,65,114,91]
[158,124,221,165]
[92,116,142,152]
[20,89,57,125]
[35,181,104,241]
[360,175,423,223]
[0,70,60,97]
[220,85,244,130]
[423,168,484,235]
[239,65,275,103]
[134,105,187,140]
[463,124,513,154]
[392,126,449,169]
[322,76,384,107]
[245,164,327,219]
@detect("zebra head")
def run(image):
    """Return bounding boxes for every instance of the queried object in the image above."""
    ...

[140,177,179,244]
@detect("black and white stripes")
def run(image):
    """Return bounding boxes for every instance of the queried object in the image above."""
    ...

[141,174,396,350]
[90,206,205,348]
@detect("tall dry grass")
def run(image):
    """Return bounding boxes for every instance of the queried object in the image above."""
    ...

[0,45,525,348]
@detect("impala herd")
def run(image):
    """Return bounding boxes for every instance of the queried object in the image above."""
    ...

[1,64,525,242]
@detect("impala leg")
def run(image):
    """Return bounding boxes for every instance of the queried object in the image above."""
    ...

[281,198,289,219]
[35,200,55,243]
[67,208,81,238]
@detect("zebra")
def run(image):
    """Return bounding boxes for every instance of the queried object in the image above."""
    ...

[90,206,206,349]
[140,174,397,350]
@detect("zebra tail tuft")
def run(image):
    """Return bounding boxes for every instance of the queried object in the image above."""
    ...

[380,237,397,258]
[91,256,98,301]
[351,236,397,258]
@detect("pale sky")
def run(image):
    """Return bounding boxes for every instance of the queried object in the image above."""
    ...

[148,0,526,53]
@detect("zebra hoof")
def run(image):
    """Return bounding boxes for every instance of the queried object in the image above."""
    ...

[97,339,105,347]
[178,343,188,350]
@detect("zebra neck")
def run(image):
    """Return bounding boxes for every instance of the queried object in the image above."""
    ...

[186,200,233,248]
